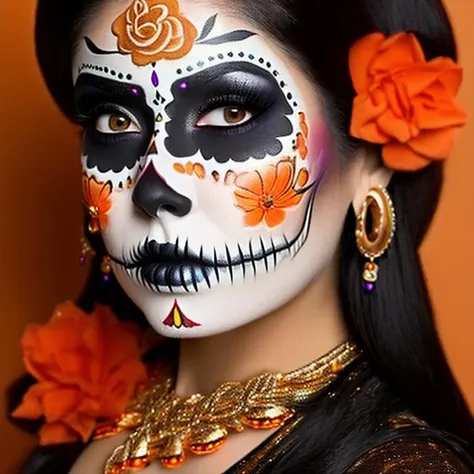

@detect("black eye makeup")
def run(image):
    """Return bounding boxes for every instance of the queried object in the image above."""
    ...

[165,62,294,164]
[74,74,154,173]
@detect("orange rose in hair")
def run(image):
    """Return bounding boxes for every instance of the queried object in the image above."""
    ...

[349,32,467,171]
[112,0,198,66]
[12,302,147,445]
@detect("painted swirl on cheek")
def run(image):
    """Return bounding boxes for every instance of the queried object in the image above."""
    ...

[75,74,154,173]
[164,62,294,163]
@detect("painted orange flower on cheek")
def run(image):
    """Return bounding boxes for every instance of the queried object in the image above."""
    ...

[112,0,198,66]
[234,160,309,228]
[82,175,112,233]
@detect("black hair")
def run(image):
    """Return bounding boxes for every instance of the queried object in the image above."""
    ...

[13,0,474,472]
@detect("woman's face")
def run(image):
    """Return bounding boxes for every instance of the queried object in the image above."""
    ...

[72,0,357,337]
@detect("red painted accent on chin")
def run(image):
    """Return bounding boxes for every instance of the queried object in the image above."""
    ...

[163,300,201,329]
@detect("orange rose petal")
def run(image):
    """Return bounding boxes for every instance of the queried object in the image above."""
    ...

[414,99,467,129]
[42,388,82,422]
[374,33,425,71]
[244,208,265,227]
[349,33,386,92]
[264,208,286,228]
[39,422,79,446]
[105,359,147,395]
[270,161,294,198]
[64,413,97,443]
[11,383,54,419]
[382,80,409,119]
[382,142,431,171]
[401,66,446,97]
[351,95,390,144]
[407,128,455,159]
[432,59,464,94]
[235,171,263,196]
[377,109,414,143]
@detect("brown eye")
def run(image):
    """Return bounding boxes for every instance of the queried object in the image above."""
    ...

[95,110,141,134]
[223,107,247,124]
[196,106,253,128]
[109,114,131,131]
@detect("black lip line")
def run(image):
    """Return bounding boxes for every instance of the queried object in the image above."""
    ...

[110,174,322,272]
[117,189,316,292]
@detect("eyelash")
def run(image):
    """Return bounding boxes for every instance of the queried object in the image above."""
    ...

[77,103,139,131]
[196,89,274,125]
[75,87,274,132]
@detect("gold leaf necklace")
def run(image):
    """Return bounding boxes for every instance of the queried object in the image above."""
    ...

[94,341,360,473]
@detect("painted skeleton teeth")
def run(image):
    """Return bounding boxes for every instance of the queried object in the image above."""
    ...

[122,194,315,294]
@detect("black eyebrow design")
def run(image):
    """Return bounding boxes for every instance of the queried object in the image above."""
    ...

[195,14,217,42]
[196,30,256,45]
[84,36,122,56]
[195,14,256,45]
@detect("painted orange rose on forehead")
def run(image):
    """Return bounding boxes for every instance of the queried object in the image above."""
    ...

[112,0,198,66]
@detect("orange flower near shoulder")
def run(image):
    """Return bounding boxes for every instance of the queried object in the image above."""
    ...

[234,160,309,228]
[82,175,112,233]
[112,0,198,67]
[11,302,147,445]
[349,32,467,171]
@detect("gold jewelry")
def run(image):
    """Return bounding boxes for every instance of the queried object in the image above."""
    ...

[100,255,112,283]
[355,185,396,292]
[79,233,95,266]
[94,342,360,472]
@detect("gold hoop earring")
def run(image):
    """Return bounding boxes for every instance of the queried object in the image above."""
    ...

[355,186,396,292]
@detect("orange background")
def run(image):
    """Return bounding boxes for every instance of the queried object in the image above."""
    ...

[0,1,473,473]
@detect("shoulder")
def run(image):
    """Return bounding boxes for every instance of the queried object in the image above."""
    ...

[347,437,472,473]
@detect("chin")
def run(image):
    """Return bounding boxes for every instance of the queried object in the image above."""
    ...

[111,240,326,339]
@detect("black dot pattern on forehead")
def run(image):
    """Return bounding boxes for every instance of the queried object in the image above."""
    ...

[174,52,298,111]
[78,63,133,81]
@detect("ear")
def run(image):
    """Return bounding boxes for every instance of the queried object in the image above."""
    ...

[350,146,393,214]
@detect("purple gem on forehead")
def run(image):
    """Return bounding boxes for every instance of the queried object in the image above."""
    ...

[131,88,139,96]
[151,70,159,87]
[179,81,188,90]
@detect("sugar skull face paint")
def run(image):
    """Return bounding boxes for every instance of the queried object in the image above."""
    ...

[72,0,351,338]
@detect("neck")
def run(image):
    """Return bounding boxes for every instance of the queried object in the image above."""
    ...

[175,264,347,396]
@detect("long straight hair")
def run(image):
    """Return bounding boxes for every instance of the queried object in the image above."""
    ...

[14,0,474,472]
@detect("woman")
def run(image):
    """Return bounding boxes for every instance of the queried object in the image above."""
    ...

[12,0,474,472]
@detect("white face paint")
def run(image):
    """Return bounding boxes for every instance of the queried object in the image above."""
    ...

[72,0,352,338]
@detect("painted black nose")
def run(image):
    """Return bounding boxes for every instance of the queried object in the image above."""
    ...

[132,163,192,218]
